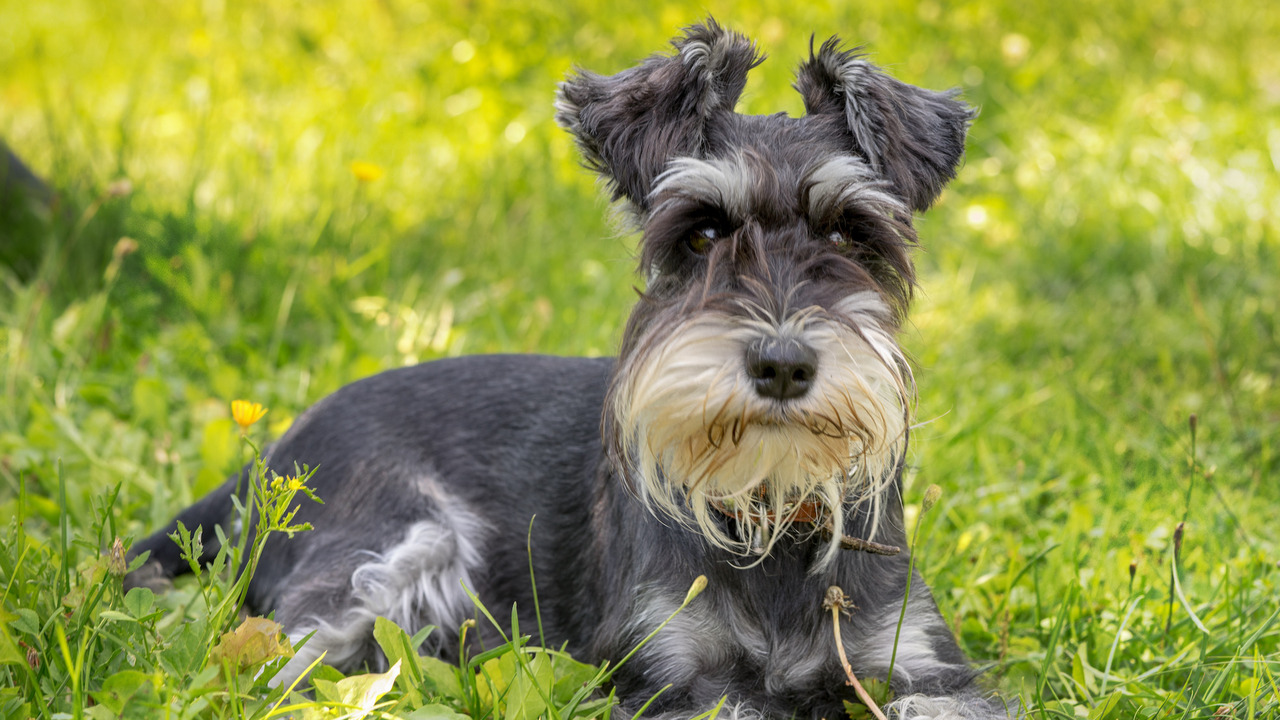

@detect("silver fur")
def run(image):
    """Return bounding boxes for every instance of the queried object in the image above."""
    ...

[277,488,485,687]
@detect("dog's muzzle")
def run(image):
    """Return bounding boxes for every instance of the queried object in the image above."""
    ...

[612,292,911,564]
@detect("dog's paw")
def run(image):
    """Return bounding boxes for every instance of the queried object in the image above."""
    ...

[123,560,174,594]
[885,693,1017,720]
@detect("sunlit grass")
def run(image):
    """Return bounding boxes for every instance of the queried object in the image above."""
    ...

[1,0,1278,717]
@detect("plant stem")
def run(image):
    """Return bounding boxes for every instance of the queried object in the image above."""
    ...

[829,601,888,720]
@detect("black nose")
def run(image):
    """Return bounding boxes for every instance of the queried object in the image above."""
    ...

[745,338,818,401]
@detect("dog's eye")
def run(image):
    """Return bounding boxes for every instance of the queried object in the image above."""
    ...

[686,226,719,255]
[828,231,850,247]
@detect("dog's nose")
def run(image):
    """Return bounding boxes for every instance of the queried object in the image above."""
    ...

[745,338,818,400]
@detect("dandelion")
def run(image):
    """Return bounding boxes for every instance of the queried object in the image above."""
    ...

[824,585,888,720]
[350,160,385,182]
[24,642,38,670]
[231,399,268,431]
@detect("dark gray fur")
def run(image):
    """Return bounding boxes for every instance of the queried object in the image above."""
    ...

[556,19,764,208]
[794,38,976,212]
[1,144,53,208]
[129,20,1010,720]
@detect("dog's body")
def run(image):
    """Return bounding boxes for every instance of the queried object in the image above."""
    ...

[130,21,1011,719]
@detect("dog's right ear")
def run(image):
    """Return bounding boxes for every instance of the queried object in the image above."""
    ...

[556,19,762,211]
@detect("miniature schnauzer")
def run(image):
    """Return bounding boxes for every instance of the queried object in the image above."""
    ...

[129,20,1011,719]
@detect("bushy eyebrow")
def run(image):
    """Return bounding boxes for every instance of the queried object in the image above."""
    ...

[648,154,758,223]
[803,156,907,226]
[648,152,908,231]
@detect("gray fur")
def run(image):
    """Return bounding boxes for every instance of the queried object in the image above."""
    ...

[129,19,1009,720]
[1,144,52,207]
[795,38,976,211]
[556,19,763,208]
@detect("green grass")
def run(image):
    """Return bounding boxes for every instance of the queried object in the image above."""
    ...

[2,0,1278,717]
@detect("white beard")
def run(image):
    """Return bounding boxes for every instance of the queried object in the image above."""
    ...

[613,291,911,567]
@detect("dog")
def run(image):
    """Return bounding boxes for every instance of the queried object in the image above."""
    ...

[128,20,1011,719]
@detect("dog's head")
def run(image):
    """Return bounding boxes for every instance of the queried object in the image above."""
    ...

[558,19,973,563]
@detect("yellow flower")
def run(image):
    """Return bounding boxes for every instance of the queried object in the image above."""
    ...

[231,400,268,430]
[350,160,384,182]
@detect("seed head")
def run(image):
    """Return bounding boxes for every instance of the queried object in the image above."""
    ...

[106,537,128,577]
[922,484,943,513]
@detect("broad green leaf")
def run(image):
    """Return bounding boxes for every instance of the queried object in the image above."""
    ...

[0,628,24,666]
[477,652,515,712]
[552,653,602,705]
[857,677,893,707]
[420,655,464,701]
[332,659,401,715]
[841,678,893,720]
[1071,647,1087,694]
[373,616,423,707]
[504,651,553,720]
[92,669,151,714]
[84,706,117,720]
[188,665,220,691]
[11,609,41,637]
[98,610,137,623]
[123,586,155,619]
[312,676,342,704]
[160,619,208,676]
[311,664,348,685]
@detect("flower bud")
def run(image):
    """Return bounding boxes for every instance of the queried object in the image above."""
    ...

[922,484,943,513]
[684,575,708,604]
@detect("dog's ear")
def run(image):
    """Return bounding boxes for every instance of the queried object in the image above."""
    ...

[556,19,763,209]
[795,37,975,212]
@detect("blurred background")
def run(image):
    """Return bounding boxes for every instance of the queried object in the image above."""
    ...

[1,0,1277,711]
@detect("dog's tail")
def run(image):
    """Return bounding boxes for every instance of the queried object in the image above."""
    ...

[124,466,250,592]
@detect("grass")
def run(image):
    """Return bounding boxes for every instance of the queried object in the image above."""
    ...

[1,0,1278,717]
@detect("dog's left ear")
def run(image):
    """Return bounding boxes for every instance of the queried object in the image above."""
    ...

[556,19,763,210]
[796,38,975,212]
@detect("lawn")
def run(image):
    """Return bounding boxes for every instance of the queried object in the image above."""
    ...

[1,0,1277,717]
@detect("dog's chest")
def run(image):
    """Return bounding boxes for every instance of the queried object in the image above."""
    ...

[629,586,838,696]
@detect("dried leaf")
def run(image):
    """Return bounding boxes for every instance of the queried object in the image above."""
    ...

[209,617,293,672]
